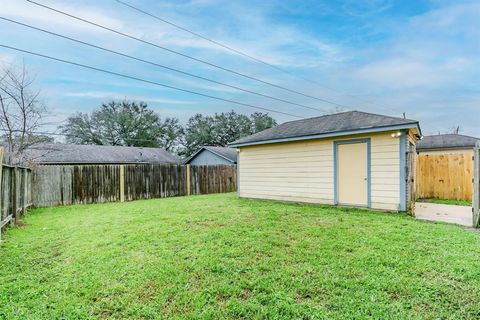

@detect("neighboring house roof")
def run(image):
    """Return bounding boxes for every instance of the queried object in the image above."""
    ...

[184,146,237,164]
[229,110,421,147]
[416,134,479,150]
[23,143,180,164]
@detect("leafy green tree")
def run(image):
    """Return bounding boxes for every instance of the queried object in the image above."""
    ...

[60,100,182,151]
[180,110,277,156]
[251,112,277,132]
[181,113,215,156]
[212,111,252,146]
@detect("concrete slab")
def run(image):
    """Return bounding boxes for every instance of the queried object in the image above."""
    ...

[415,202,472,227]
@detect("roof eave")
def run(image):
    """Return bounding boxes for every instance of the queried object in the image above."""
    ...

[205,147,237,163]
[229,122,421,148]
[184,147,237,164]
[183,147,205,164]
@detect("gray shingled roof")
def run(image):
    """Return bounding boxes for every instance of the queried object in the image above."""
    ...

[229,111,420,147]
[24,143,179,164]
[204,146,237,162]
[184,146,237,164]
[417,134,479,150]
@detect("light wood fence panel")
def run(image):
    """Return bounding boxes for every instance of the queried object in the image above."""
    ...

[416,153,473,201]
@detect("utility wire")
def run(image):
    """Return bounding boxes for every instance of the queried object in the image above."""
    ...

[0,44,303,119]
[112,0,350,94]
[26,0,354,110]
[0,16,327,114]
[0,128,166,143]
[113,0,386,110]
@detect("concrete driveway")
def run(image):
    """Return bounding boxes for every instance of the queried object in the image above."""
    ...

[414,202,472,227]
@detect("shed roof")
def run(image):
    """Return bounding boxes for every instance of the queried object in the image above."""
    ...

[184,146,237,164]
[229,111,420,147]
[23,143,180,164]
[416,134,479,150]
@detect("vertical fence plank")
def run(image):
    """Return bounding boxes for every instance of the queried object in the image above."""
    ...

[416,153,474,201]
[30,163,236,208]
[473,142,479,227]
[120,164,125,202]
[11,167,18,225]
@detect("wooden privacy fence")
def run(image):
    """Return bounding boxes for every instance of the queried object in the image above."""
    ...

[190,165,237,195]
[0,151,32,237]
[473,143,479,227]
[33,164,236,207]
[416,153,473,201]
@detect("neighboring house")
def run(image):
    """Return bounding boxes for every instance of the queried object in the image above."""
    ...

[416,134,479,156]
[184,146,237,166]
[229,111,422,212]
[23,143,179,165]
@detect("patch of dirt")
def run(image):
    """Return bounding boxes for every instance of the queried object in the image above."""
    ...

[15,220,28,228]
[138,280,158,302]
[195,221,225,228]
[239,287,253,301]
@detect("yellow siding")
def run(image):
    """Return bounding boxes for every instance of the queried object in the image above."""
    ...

[238,131,402,211]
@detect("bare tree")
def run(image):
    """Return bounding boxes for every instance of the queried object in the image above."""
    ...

[0,63,47,163]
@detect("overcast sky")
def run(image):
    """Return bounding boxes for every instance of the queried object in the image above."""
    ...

[1,0,478,136]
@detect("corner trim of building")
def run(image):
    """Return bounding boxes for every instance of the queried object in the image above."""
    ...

[399,131,407,211]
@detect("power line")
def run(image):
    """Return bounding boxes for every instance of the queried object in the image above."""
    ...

[113,0,402,115]
[0,16,327,114]
[0,128,163,143]
[26,0,354,110]
[0,44,304,119]
[112,0,349,94]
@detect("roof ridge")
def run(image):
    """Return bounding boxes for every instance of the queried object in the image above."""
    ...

[424,133,479,139]
[32,142,169,151]
[280,110,417,126]
[229,110,421,147]
[280,110,355,125]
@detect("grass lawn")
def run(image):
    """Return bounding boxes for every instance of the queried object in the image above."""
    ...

[417,198,472,207]
[1,193,480,319]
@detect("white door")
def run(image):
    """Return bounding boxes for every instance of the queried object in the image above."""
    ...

[337,142,368,206]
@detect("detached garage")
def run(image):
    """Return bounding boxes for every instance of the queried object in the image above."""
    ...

[229,111,422,211]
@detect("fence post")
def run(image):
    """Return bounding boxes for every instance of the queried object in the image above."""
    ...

[21,169,26,216]
[119,164,125,202]
[12,166,18,225]
[473,142,479,228]
[186,164,191,196]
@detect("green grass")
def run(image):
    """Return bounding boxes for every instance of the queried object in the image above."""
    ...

[1,193,480,319]
[418,198,472,206]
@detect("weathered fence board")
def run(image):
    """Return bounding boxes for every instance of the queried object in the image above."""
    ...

[416,153,473,201]
[124,164,186,201]
[190,165,237,195]
[73,165,121,204]
[32,164,236,207]
[0,158,32,238]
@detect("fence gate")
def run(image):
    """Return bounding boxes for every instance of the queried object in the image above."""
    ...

[473,142,479,228]
[416,153,473,201]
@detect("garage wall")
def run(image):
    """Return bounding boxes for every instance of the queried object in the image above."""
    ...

[238,131,403,211]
